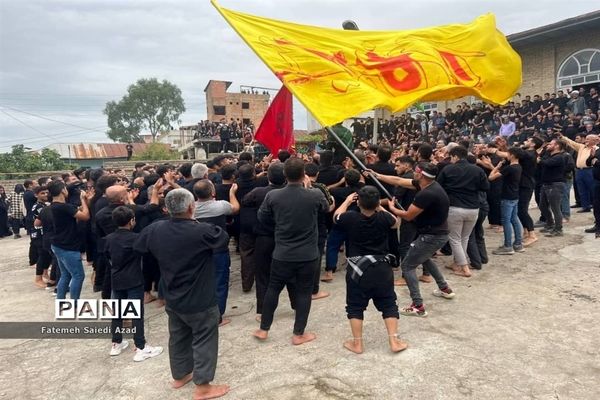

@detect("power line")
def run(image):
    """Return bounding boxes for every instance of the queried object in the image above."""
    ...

[0,105,108,134]
[0,125,107,146]
[0,109,63,142]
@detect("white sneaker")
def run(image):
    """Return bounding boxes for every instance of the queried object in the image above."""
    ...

[433,288,456,299]
[133,344,163,362]
[110,340,129,356]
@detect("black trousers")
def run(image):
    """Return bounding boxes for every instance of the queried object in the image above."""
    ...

[260,258,316,336]
[467,205,489,269]
[254,236,296,314]
[28,237,39,266]
[9,217,22,236]
[239,233,256,292]
[345,262,399,320]
[539,182,565,231]
[49,251,60,282]
[518,187,535,232]
[166,305,219,385]
[487,182,502,226]
[32,238,52,276]
[143,253,161,293]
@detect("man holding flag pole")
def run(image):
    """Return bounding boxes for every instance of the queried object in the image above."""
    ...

[211,0,521,365]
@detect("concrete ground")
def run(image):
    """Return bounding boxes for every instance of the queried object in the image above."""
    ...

[0,211,599,400]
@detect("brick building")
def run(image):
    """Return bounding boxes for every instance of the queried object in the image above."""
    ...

[204,80,270,127]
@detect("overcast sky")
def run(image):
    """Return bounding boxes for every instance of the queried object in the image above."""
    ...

[0,0,598,152]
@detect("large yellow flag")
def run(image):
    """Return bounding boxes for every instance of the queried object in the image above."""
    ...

[212,1,521,127]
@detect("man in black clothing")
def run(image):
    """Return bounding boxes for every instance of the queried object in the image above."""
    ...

[322,169,364,282]
[105,206,163,362]
[519,137,542,246]
[316,150,343,186]
[218,119,231,153]
[31,186,51,288]
[334,186,408,354]
[585,147,600,237]
[538,139,575,237]
[133,188,230,400]
[24,179,39,266]
[375,163,456,318]
[304,163,334,300]
[366,146,396,197]
[241,163,289,320]
[253,158,329,345]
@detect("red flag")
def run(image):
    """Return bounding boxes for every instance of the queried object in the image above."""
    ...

[255,86,294,155]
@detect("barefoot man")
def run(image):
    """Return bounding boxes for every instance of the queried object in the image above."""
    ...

[134,189,230,399]
[334,186,408,354]
[253,158,329,345]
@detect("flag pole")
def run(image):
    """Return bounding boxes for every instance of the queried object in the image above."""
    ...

[324,126,404,210]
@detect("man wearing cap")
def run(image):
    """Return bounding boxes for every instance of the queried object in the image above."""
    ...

[558,132,599,213]
[369,162,456,318]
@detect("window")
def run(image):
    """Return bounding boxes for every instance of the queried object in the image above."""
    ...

[242,102,250,109]
[557,48,600,88]
[213,105,226,115]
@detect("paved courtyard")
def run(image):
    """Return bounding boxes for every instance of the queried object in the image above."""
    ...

[0,212,599,400]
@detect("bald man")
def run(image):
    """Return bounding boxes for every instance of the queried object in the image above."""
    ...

[560,133,599,213]
[95,184,157,298]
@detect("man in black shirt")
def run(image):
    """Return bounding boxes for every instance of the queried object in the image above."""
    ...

[375,162,456,318]
[133,188,230,399]
[334,186,407,354]
[47,180,92,300]
[242,163,289,319]
[538,139,575,237]
[489,148,524,255]
[254,158,329,345]
[31,186,51,288]
[323,169,364,282]
[24,179,39,266]
[316,150,343,186]
[104,206,163,362]
[519,137,543,246]
[392,156,431,284]
[366,146,396,197]
[437,145,489,277]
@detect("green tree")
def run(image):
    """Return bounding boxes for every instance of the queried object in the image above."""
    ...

[0,145,70,174]
[132,143,178,161]
[104,78,186,143]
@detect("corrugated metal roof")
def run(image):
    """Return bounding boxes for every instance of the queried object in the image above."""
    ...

[45,143,167,159]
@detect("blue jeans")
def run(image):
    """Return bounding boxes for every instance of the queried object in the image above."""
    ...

[501,199,523,247]
[575,168,594,210]
[325,227,346,272]
[111,285,145,349]
[561,179,572,218]
[51,245,85,300]
[212,250,230,318]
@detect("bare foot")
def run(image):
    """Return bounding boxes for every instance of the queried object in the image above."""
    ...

[156,299,166,308]
[42,273,50,282]
[219,318,231,327]
[292,332,316,345]
[312,291,329,300]
[394,278,407,286]
[34,278,46,288]
[320,272,334,282]
[255,315,261,322]
[252,329,268,341]
[419,275,433,283]
[452,266,471,278]
[343,338,363,354]
[144,292,157,304]
[389,337,409,353]
[523,235,538,247]
[193,384,230,400]
[171,373,193,389]
[445,262,457,270]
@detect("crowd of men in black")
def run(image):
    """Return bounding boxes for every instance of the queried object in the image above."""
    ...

[0,87,598,399]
